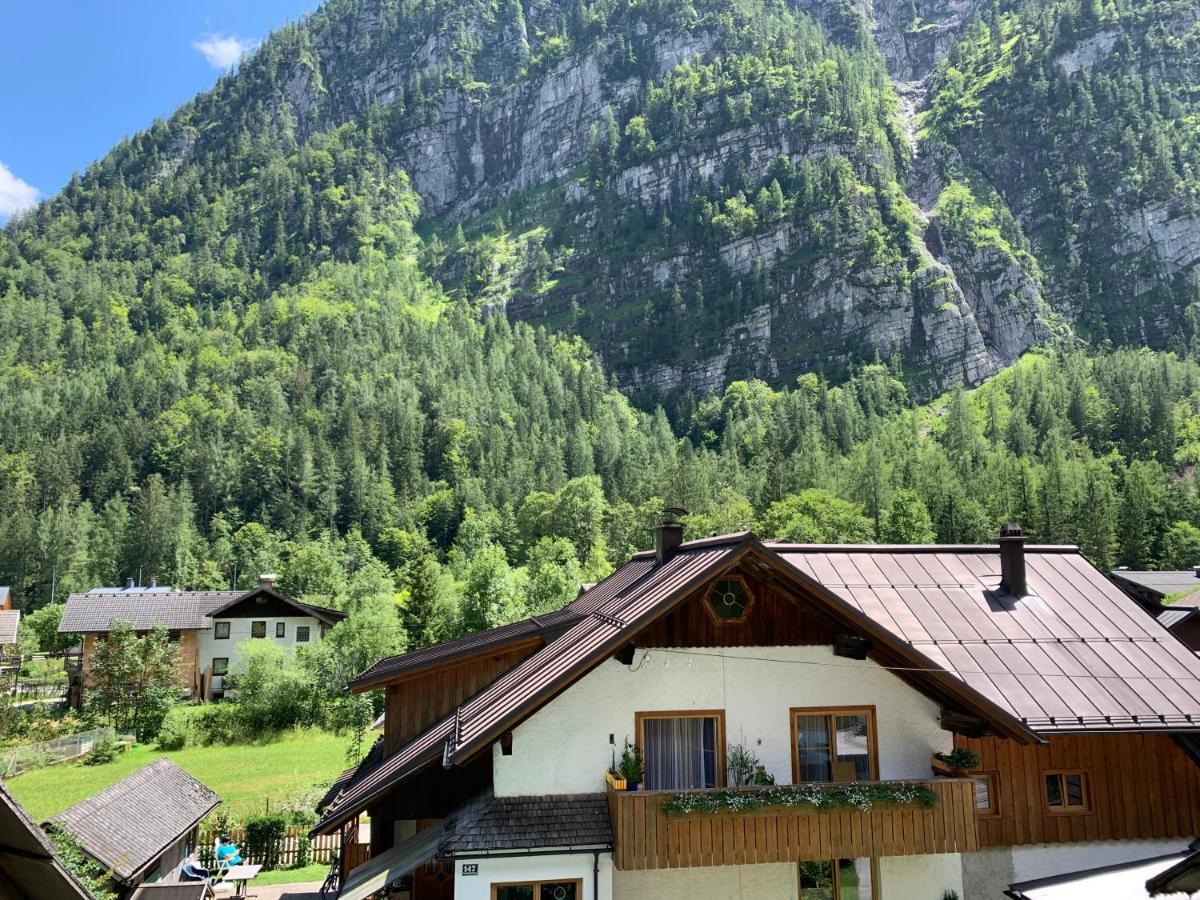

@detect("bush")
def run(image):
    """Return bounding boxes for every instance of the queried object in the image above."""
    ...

[243,813,289,870]
[82,736,121,766]
[194,703,245,745]
[156,710,191,750]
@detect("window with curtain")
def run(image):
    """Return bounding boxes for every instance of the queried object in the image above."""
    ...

[639,713,722,790]
[793,708,876,783]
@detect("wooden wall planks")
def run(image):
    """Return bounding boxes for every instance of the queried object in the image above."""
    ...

[956,732,1200,848]
[384,645,539,753]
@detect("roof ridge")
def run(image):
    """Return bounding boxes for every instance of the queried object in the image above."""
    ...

[767,542,1080,553]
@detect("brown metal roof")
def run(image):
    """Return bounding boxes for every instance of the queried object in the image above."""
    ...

[317,736,386,813]
[313,714,455,835]
[0,783,93,900]
[777,545,1200,733]
[51,759,220,882]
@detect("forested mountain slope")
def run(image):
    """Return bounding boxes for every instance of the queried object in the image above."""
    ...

[9,0,1197,402]
[4,0,1200,642]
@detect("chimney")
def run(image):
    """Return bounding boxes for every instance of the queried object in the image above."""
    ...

[1193,566,1200,580]
[148,576,157,589]
[259,573,277,589]
[655,508,688,564]
[125,577,136,590]
[999,522,1028,597]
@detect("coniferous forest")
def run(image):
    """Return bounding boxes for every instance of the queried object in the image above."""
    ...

[3,0,1200,658]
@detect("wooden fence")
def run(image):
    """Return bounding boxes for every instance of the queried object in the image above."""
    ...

[198,824,341,871]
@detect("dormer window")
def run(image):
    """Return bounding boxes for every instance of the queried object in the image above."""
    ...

[704,576,753,622]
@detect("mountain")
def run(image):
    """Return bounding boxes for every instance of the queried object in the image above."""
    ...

[7,0,1197,402]
[3,0,1200,614]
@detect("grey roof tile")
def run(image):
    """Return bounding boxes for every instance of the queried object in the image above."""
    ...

[51,759,220,882]
[441,792,611,852]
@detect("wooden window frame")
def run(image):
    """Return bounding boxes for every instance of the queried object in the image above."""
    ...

[1043,769,1091,815]
[490,878,584,899]
[702,574,755,625]
[211,657,229,676]
[790,706,880,783]
[973,771,1001,818]
[275,621,286,638]
[250,620,267,639]
[213,621,230,640]
[295,625,311,643]
[635,710,727,790]
[797,858,881,899]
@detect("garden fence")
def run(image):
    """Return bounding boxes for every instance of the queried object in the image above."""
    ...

[0,725,116,777]
[198,824,341,871]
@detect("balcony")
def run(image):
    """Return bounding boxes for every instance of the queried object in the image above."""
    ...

[607,779,979,870]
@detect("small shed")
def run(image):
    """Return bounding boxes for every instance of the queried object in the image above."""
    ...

[49,759,220,893]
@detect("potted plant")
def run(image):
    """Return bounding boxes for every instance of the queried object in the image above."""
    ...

[606,748,627,791]
[727,743,775,788]
[930,748,980,777]
[619,739,644,791]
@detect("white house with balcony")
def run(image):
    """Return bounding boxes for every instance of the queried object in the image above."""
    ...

[312,526,1200,900]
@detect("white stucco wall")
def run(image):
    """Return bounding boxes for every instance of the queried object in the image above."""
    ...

[196,615,324,675]
[492,645,953,796]
[452,852,613,900]
[878,853,962,899]
[613,862,798,899]
[960,839,1192,898]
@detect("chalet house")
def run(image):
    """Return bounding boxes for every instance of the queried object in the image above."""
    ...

[313,525,1200,900]
[60,576,345,706]
[0,783,93,900]
[48,759,220,898]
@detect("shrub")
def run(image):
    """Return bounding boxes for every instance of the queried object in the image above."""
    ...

[156,710,191,750]
[82,736,121,766]
[243,813,289,870]
[194,703,245,745]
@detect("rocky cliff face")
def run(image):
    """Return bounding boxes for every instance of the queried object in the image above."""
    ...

[110,0,1200,398]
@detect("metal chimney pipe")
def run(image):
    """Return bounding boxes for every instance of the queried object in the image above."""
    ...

[999,522,1028,597]
[654,507,688,564]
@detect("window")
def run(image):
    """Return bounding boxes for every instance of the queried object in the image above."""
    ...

[275,622,286,638]
[637,711,724,791]
[792,707,877,783]
[214,621,230,640]
[295,625,311,643]
[974,772,1000,817]
[798,859,879,899]
[211,658,229,676]
[492,880,581,900]
[704,576,754,622]
[251,621,266,639]
[1045,771,1089,813]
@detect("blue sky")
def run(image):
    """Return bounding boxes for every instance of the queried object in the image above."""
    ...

[0,0,316,222]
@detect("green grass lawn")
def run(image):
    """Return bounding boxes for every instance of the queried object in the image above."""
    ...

[5,727,349,822]
[254,863,329,886]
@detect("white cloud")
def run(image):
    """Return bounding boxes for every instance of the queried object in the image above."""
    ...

[193,33,258,71]
[0,162,39,220]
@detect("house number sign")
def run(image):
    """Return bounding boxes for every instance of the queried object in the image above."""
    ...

[461,864,479,876]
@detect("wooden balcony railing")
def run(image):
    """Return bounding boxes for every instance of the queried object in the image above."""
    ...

[607,779,979,870]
